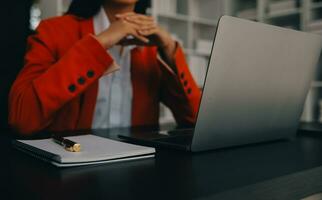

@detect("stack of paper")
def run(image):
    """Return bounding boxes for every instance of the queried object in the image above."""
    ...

[155,0,177,14]
[308,19,322,35]
[268,0,298,15]
[237,8,257,20]
[189,55,208,87]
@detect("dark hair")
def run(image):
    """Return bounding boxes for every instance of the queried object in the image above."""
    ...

[67,0,150,19]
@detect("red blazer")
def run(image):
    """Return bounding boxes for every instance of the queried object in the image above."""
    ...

[9,15,201,135]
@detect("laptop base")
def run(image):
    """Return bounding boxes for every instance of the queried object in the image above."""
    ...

[118,129,194,151]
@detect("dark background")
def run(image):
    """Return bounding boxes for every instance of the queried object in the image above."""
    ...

[0,1,33,132]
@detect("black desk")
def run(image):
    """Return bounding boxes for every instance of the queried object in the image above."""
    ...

[2,124,322,200]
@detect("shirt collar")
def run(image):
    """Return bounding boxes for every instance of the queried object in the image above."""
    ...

[93,7,110,35]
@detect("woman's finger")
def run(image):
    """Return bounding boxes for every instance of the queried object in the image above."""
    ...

[132,33,150,44]
[124,17,156,27]
[127,22,156,35]
[138,28,158,36]
[124,16,154,23]
[123,17,157,32]
[117,13,154,22]
[125,15,154,22]
[129,29,150,43]
[127,22,148,33]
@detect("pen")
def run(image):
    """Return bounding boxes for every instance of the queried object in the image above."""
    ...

[52,135,81,152]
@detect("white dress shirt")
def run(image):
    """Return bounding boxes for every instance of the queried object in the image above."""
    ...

[92,7,134,129]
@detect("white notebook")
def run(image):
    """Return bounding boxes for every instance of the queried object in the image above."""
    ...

[13,135,155,167]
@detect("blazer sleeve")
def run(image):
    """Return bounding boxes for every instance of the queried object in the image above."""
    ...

[8,20,114,135]
[158,44,202,126]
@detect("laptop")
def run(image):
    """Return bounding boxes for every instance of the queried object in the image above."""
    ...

[119,16,322,152]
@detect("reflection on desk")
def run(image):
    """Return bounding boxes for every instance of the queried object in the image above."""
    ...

[2,124,322,200]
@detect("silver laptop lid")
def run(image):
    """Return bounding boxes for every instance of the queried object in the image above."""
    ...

[192,16,322,152]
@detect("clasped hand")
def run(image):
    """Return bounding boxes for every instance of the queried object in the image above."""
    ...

[95,12,175,50]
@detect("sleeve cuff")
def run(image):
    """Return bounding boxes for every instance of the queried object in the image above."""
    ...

[86,35,115,73]
[89,35,120,75]
[157,53,176,76]
[157,41,182,75]
[157,42,188,78]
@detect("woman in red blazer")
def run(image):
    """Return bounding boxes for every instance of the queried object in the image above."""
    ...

[9,0,201,135]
